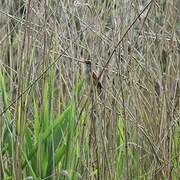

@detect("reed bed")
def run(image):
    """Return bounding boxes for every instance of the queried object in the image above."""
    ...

[0,0,179,179]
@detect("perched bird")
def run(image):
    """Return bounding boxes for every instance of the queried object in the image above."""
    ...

[81,59,102,95]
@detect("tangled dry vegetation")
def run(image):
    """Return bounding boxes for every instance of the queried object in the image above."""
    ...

[0,0,179,179]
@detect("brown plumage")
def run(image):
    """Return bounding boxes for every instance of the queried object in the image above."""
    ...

[92,71,102,95]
